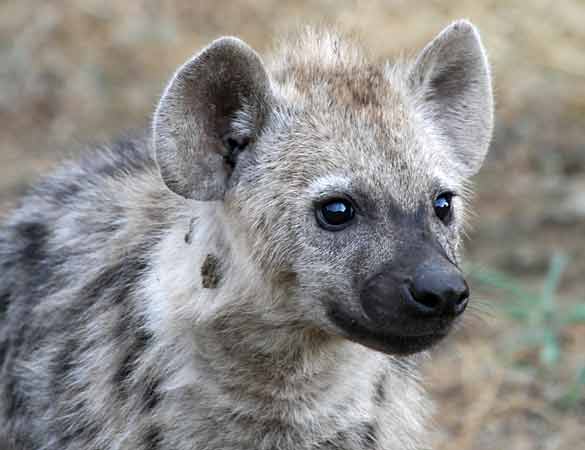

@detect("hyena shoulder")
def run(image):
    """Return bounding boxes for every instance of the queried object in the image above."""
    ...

[0,135,183,448]
[0,134,167,316]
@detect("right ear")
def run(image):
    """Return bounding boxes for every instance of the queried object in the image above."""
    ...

[153,37,272,201]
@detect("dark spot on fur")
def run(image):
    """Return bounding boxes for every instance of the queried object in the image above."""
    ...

[54,337,80,386]
[116,327,150,385]
[1,223,58,419]
[0,339,7,369]
[114,319,162,411]
[144,424,163,450]
[373,370,387,405]
[184,218,196,244]
[143,376,162,411]
[88,265,126,304]
[52,181,82,204]
[0,289,10,321]
[312,421,377,449]
[359,421,378,448]
[201,254,221,289]
[332,430,348,444]
[86,259,147,306]
[53,256,150,405]
[116,326,151,377]
[48,259,146,394]
[44,255,155,444]
[16,222,48,263]
[2,371,25,419]
[87,136,156,180]
[273,269,298,289]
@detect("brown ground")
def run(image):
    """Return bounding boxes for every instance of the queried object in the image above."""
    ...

[1,1,584,448]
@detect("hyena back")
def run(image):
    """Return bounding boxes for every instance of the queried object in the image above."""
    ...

[0,20,493,450]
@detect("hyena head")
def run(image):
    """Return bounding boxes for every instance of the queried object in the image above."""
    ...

[153,20,493,356]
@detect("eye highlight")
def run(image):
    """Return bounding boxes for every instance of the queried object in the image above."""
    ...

[433,192,453,223]
[316,198,356,231]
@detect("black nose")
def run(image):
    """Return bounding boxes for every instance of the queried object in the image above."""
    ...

[408,265,469,317]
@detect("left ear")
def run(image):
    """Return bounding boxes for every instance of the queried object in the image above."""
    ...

[409,20,494,177]
[153,37,272,201]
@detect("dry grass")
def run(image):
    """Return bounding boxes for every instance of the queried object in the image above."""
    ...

[1,1,584,449]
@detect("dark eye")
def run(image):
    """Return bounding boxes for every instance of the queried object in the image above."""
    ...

[433,192,453,223]
[316,199,355,231]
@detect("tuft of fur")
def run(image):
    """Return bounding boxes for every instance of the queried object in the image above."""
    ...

[0,21,492,450]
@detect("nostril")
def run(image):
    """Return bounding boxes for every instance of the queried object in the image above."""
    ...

[453,285,470,315]
[407,282,446,315]
[410,290,443,312]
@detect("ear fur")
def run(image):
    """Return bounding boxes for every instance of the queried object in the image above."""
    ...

[410,20,494,176]
[153,37,272,200]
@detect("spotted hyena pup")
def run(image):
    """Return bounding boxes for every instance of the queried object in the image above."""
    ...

[0,20,493,450]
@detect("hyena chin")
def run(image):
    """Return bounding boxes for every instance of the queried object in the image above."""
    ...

[0,20,493,450]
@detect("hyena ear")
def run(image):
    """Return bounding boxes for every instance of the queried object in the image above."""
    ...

[409,20,494,177]
[153,37,272,200]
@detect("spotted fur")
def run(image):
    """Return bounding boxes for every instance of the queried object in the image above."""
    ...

[0,21,493,450]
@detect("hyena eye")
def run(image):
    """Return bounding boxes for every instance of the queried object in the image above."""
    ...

[316,199,355,231]
[433,192,453,223]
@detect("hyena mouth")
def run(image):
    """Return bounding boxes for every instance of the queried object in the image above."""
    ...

[330,250,470,355]
[326,303,453,356]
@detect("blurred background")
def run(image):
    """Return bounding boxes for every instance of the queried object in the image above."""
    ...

[1,1,584,448]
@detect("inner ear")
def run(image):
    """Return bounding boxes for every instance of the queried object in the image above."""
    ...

[409,20,493,177]
[222,134,251,172]
[153,37,272,201]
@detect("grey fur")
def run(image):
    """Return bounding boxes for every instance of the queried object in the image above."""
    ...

[0,20,493,450]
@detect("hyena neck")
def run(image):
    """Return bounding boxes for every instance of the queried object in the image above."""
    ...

[150,212,391,405]
[145,210,429,449]
[194,266,376,404]
[198,315,352,399]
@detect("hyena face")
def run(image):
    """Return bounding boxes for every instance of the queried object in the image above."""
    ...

[154,21,493,355]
